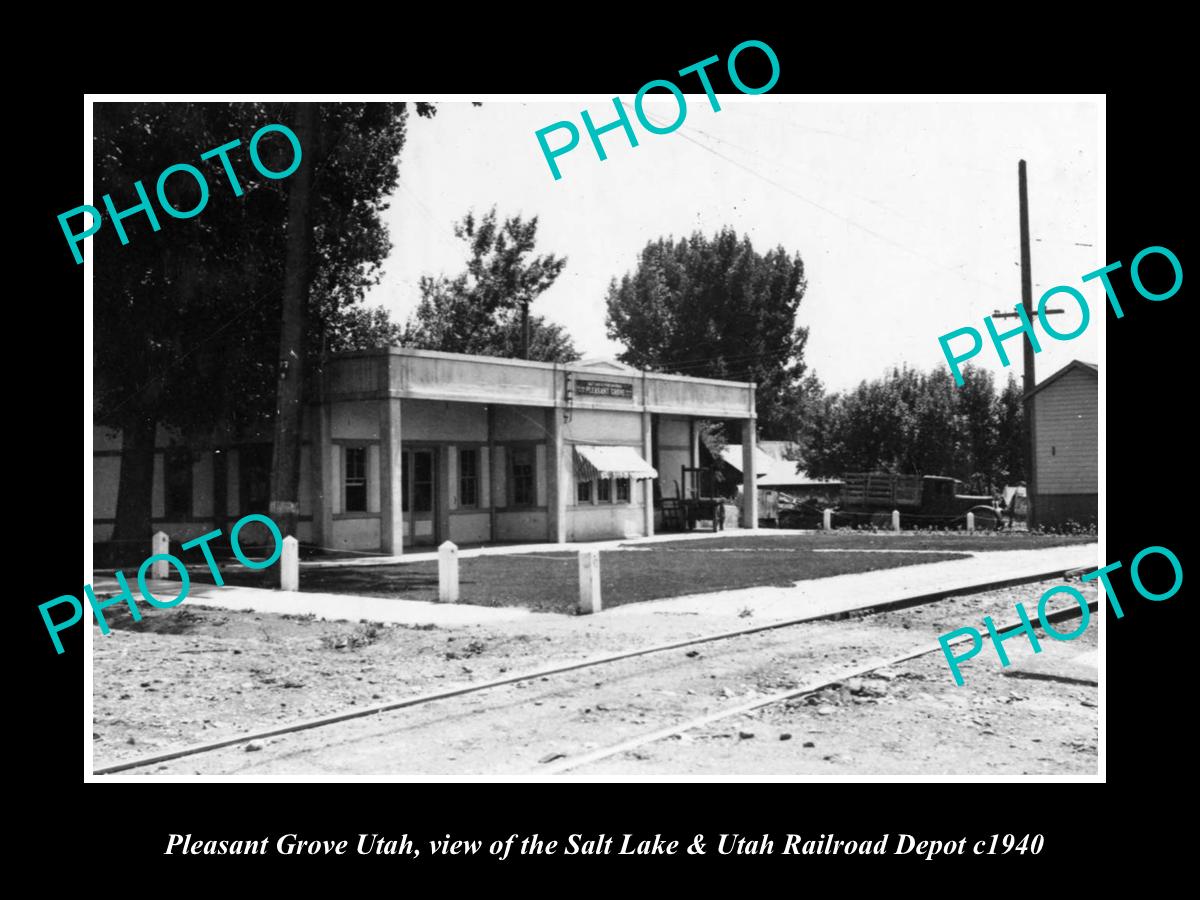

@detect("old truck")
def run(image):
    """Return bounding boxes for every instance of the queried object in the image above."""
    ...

[838,472,1000,529]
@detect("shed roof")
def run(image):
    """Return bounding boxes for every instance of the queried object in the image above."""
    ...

[1024,359,1098,401]
[720,444,843,488]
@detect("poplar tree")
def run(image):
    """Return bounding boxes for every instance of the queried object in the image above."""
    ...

[94,102,429,559]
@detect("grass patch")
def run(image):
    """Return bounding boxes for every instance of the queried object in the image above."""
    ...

[181,531,1092,615]
[283,548,970,613]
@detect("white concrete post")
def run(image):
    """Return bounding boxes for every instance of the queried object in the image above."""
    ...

[151,532,169,579]
[438,540,459,604]
[280,535,300,592]
[823,508,832,531]
[892,509,901,533]
[578,549,602,615]
[966,511,976,533]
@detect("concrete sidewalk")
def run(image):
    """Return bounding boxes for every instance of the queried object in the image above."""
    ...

[92,543,1098,628]
[89,576,546,626]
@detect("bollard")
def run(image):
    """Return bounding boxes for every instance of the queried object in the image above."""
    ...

[892,509,901,533]
[823,508,832,531]
[151,531,169,579]
[966,511,976,533]
[438,540,459,604]
[578,549,602,615]
[280,535,300,591]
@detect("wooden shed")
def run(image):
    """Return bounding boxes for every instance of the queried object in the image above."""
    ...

[1026,360,1098,529]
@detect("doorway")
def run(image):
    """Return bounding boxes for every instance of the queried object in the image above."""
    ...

[402,448,438,546]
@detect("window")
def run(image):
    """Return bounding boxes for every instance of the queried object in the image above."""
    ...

[597,477,612,502]
[577,479,592,503]
[344,446,367,512]
[616,477,631,502]
[240,444,272,515]
[510,447,535,506]
[164,448,192,518]
[459,448,479,508]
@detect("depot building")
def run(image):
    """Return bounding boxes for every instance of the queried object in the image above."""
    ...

[93,348,760,554]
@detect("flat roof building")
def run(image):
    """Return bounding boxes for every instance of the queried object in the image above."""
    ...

[93,348,760,554]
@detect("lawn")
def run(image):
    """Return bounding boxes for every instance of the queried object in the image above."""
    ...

[210,547,970,613]
[184,532,1094,615]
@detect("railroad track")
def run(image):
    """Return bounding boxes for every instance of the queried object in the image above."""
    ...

[94,566,1092,776]
[539,596,1097,774]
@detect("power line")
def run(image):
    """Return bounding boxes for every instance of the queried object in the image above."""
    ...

[638,105,1013,300]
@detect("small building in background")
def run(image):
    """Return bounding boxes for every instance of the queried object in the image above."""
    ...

[1026,359,1098,529]
[720,441,843,526]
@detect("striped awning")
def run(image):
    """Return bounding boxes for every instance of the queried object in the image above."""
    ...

[573,445,658,480]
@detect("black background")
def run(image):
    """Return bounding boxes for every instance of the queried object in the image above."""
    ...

[20,22,1188,882]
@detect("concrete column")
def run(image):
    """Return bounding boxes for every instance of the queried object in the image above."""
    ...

[487,405,498,542]
[642,410,655,537]
[437,445,451,545]
[966,511,976,533]
[892,509,901,532]
[547,408,566,543]
[316,401,333,548]
[380,395,404,556]
[280,535,299,591]
[438,540,459,603]
[823,508,832,531]
[578,549,601,614]
[151,532,169,579]
[741,419,758,529]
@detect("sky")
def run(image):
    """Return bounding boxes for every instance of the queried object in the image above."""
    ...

[364,98,1100,393]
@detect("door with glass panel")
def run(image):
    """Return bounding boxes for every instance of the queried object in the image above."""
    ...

[402,448,437,546]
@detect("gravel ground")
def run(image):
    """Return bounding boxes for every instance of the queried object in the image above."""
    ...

[93,577,1098,776]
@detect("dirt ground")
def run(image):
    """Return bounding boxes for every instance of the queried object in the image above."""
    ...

[93,577,1098,776]
[579,588,1098,776]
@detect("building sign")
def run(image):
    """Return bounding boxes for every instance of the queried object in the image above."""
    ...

[575,379,634,399]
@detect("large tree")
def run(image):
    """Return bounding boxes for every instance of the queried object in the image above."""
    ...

[94,102,423,555]
[266,102,434,540]
[604,228,809,438]
[403,207,578,362]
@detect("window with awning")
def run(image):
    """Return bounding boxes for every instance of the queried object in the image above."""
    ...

[573,445,658,480]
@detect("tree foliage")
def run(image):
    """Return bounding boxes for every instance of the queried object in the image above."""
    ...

[93,101,422,546]
[604,227,809,438]
[404,207,578,362]
[802,366,1025,492]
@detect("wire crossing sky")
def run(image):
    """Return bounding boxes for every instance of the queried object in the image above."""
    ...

[365,99,1100,392]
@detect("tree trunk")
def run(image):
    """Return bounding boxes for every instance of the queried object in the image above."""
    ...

[110,410,158,565]
[269,102,316,555]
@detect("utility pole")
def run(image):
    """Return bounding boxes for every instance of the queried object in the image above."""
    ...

[1017,159,1035,528]
[991,160,1060,529]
